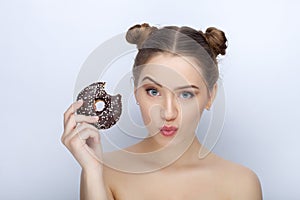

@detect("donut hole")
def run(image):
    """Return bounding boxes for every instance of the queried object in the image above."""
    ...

[95,100,105,112]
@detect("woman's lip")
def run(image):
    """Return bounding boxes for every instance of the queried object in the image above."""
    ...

[160,126,178,136]
[161,126,178,131]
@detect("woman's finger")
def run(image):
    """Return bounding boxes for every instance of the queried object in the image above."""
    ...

[78,127,101,144]
[74,115,99,124]
[76,122,100,134]
[63,122,99,146]
[62,114,77,139]
[63,114,99,136]
[78,127,102,160]
[63,100,83,124]
[67,125,101,150]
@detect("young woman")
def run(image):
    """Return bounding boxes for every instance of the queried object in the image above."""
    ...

[61,23,263,200]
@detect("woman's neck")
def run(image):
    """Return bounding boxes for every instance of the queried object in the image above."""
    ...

[140,136,206,170]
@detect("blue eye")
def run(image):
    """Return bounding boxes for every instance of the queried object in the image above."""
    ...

[179,91,194,99]
[146,88,160,96]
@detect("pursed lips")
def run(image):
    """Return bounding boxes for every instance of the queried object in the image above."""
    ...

[160,125,178,136]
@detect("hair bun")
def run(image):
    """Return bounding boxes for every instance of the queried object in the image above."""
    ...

[126,23,158,49]
[204,27,227,56]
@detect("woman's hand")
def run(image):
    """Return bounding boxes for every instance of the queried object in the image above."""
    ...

[61,100,104,171]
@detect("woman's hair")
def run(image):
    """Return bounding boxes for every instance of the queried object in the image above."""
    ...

[125,23,227,91]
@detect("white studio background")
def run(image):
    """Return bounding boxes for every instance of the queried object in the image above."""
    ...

[0,0,299,199]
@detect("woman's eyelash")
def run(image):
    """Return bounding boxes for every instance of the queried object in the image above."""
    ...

[145,87,157,92]
[145,88,160,96]
[144,87,196,99]
[178,91,195,99]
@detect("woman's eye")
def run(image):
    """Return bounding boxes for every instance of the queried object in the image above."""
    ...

[179,91,194,99]
[146,88,160,96]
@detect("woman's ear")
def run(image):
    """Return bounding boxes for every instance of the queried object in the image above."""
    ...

[205,83,218,110]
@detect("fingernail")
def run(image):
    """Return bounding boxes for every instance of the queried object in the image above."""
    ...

[77,99,83,103]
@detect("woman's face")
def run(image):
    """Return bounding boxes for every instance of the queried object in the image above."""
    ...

[134,54,216,147]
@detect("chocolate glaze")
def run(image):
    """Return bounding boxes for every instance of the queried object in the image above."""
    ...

[76,82,122,129]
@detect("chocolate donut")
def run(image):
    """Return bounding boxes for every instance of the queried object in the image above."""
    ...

[76,82,122,129]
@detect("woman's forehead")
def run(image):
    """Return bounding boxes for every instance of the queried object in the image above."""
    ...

[136,54,207,89]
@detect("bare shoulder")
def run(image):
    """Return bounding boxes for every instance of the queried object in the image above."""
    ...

[228,162,262,200]
[212,154,263,200]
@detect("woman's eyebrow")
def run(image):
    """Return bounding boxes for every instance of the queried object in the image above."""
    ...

[141,76,200,90]
[175,85,200,90]
[141,76,162,87]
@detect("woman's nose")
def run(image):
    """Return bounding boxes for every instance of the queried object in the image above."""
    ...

[160,94,178,121]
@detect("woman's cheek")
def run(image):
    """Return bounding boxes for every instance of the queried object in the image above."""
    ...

[180,101,204,130]
[139,100,159,126]
[139,101,151,125]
